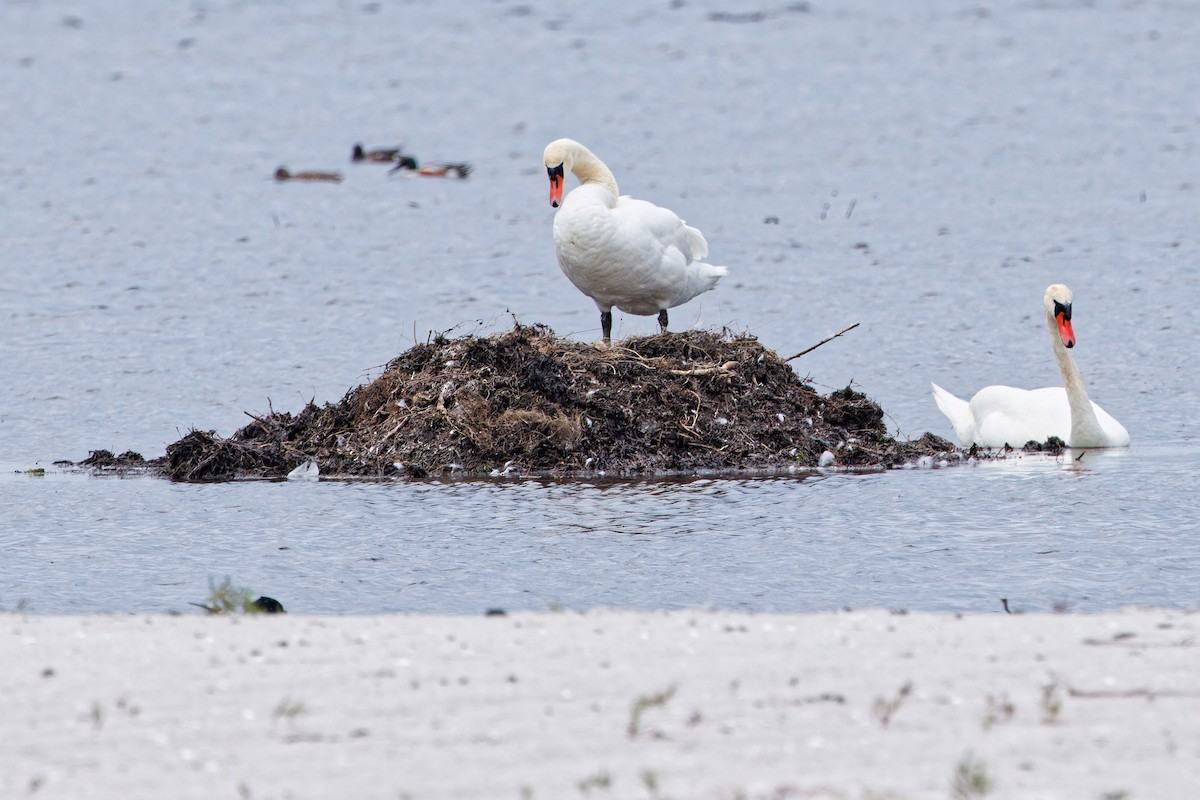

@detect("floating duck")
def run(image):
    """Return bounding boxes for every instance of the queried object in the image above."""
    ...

[931,284,1130,448]
[542,138,727,342]
[387,158,471,179]
[351,143,403,163]
[386,155,420,172]
[274,166,342,183]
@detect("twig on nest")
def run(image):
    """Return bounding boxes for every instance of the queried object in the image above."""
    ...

[785,323,861,362]
[377,417,409,447]
[670,361,738,376]
[678,390,703,436]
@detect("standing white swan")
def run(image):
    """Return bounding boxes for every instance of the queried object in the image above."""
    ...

[931,284,1130,449]
[543,138,728,342]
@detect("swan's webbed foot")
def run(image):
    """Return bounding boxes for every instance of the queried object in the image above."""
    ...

[657,309,669,334]
[600,311,613,343]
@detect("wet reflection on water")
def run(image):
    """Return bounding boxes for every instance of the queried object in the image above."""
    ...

[1,443,1195,615]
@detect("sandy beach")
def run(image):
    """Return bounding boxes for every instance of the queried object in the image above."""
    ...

[5,609,1197,799]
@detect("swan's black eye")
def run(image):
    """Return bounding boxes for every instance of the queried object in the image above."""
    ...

[547,164,564,179]
[1054,300,1071,321]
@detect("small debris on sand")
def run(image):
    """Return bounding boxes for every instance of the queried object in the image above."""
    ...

[154,325,957,481]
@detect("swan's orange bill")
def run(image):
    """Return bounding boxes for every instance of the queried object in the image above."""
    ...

[547,164,565,207]
[1056,311,1075,349]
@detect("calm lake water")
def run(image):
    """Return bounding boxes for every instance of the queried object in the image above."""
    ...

[2,0,1198,614]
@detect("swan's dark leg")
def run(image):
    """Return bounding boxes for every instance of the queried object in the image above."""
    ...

[600,311,613,342]
[657,309,669,334]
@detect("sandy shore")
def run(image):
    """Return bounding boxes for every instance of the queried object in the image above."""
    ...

[4,609,1197,799]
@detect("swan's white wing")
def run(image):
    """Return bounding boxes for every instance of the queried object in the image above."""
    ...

[930,383,975,446]
[611,195,710,257]
[610,197,726,313]
[1088,400,1131,446]
[609,196,697,282]
[967,386,1072,448]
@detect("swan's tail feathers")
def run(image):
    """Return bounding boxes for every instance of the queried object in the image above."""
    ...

[697,263,728,291]
[671,262,728,307]
[684,223,709,261]
[931,382,974,446]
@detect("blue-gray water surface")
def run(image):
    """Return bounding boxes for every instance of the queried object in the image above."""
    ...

[2,446,1197,614]
[2,1,1198,614]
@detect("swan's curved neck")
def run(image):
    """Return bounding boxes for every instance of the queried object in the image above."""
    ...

[570,145,619,204]
[1047,310,1105,444]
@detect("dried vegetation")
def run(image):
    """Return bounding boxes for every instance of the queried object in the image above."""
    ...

[147,325,955,481]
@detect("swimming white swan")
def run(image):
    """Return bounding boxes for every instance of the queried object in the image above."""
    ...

[931,284,1129,449]
[543,138,728,341]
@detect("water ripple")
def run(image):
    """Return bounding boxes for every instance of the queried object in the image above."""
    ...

[1,443,1196,615]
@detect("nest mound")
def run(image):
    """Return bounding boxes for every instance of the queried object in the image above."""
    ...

[156,325,956,481]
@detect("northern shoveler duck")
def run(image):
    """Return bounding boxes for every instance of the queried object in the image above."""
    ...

[351,143,403,163]
[387,159,472,179]
[387,155,420,171]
